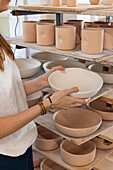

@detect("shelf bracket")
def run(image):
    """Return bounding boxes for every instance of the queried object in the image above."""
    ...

[106,16,112,22]
[56,13,63,26]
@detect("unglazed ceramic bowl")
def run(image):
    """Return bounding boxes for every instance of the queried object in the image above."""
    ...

[60,140,96,166]
[53,108,102,137]
[40,159,66,170]
[51,0,62,6]
[34,126,62,151]
[92,137,113,149]
[67,0,78,7]
[89,0,101,5]
[102,26,113,50]
[103,0,113,5]
[27,91,43,107]
[48,68,103,98]
[62,0,67,5]
[15,58,41,78]
[43,60,86,73]
[31,52,67,64]
[88,99,113,120]
[88,63,113,84]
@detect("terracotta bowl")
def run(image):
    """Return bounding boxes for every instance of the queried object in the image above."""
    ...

[43,60,86,73]
[88,99,113,120]
[34,126,62,151]
[53,108,102,137]
[15,58,41,78]
[89,0,101,5]
[88,63,113,84]
[92,137,113,150]
[40,159,66,170]
[103,0,113,5]
[31,52,67,64]
[48,68,103,98]
[27,91,43,107]
[60,140,96,166]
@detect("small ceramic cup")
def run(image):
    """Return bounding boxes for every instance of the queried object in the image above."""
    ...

[51,0,62,6]
[81,28,104,54]
[36,22,55,46]
[67,0,78,7]
[89,0,101,5]
[62,0,67,5]
[23,21,38,43]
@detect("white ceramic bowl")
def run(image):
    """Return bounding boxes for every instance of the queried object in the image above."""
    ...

[48,68,103,98]
[88,63,113,84]
[15,58,41,78]
[31,52,67,64]
[43,60,86,73]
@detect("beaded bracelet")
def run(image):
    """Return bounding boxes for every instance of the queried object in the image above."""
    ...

[38,102,47,116]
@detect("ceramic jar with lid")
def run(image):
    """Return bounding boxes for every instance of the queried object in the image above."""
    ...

[67,0,78,7]
[103,0,113,5]
[36,23,55,46]
[56,25,76,50]
[81,28,104,54]
[23,21,37,43]
[51,0,62,6]
[62,0,67,5]
[89,0,101,5]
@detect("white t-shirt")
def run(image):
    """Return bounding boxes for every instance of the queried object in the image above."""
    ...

[0,54,37,157]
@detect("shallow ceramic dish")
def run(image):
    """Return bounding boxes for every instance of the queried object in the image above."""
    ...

[43,60,86,73]
[40,159,66,170]
[88,99,113,120]
[60,140,96,166]
[34,126,62,151]
[31,52,67,64]
[15,58,41,78]
[48,68,103,98]
[27,91,43,107]
[92,137,113,149]
[53,108,102,137]
[88,63,113,84]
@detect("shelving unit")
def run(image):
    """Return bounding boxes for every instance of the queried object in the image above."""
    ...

[9,4,113,169]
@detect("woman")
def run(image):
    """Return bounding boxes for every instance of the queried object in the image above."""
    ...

[0,0,88,169]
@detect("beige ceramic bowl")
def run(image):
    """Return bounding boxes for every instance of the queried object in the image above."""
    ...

[67,0,78,7]
[40,159,66,170]
[89,0,101,5]
[34,126,62,151]
[27,91,43,107]
[31,52,67,64]
[48,68,103,98]
[92,137,113,150]
[88,63,113,84]
[43,60,86,73]
[88,99,113,120]
[15,58,41,78]
[60,140,96,166]
[53,108,102,137]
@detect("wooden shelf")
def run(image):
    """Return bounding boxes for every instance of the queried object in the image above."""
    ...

[35,147,113,170]
[99,126,113,142]
[99,89,113,103]
[7,37,113,62]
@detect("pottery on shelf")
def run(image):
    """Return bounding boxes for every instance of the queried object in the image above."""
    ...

[84,22,93,28]
[56,25,76,50]
[88,63,113,84]
[92,137,113,150]
[62,0,67,5]
[81,28,104,54]
[88,99,113,120]
[67,0,78,7]
[53,108,102,137]
[23,21,38,43]
[102,26,113,50]
[92,21,110,27]
[38,19,55,23]
[48,68,103,98]
[34,126,62,151]
[27,91,43,107]
[89,0,101,5]
[40,159,66,170]
[36,22,55,46]
[60,140,96,166]
[51,0,62,6]
[103,0,113,5]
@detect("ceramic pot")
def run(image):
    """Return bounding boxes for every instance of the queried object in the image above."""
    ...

[84,22,93,28]
[34,126,62,151]
[36,23,55,46]
[81,28,104,54]
[92,21,110,27]
[88,63,113,84]
[40,159,66,170]
[88,99,113,120]
[53,108,102,137]
[62,0,67,5]
[103,27,113,50]
[89,0,101,5]
[60,140,96,166]
[27,91,43,107]
[67,0,78,7]
[92,137,113,150]
[51,0,62,6]
[56,25,76,50]
[103,0,113,5]
[23,21,37,42]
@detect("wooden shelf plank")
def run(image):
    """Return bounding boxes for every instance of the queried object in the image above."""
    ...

[7,37,113,62]
[99,90,113,103]
[35,147,113,170]
[99,127,113,142]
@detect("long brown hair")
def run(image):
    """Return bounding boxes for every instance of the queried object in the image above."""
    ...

[0,33,14,71]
